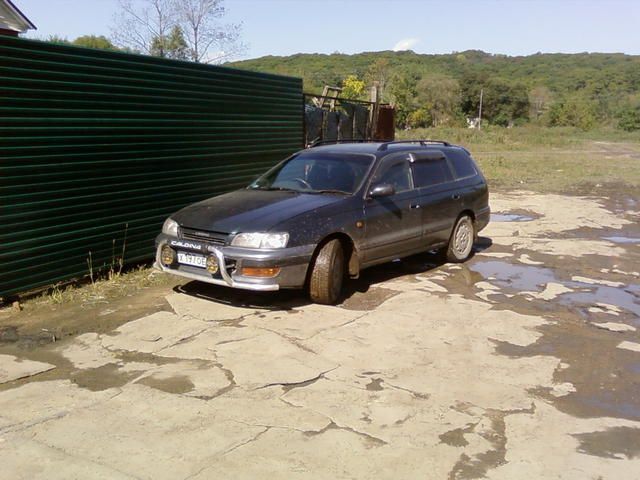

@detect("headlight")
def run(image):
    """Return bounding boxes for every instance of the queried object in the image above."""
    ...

[162,218,179,236]
[231,232,289,249]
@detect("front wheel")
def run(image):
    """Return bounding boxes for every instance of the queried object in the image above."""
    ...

[446,215,475,263]
[308,239,345,305]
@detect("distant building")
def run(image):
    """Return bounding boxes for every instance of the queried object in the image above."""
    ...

[467,117,480,129]
[0,0,36,36]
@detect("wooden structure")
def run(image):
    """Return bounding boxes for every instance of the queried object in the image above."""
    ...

[0,0,36,36]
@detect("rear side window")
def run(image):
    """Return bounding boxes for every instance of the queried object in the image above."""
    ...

[412,158,453,188]
[446,149,477,178]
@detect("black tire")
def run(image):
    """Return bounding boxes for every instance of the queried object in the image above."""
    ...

[308,239,345,305]
[446,215,475,263]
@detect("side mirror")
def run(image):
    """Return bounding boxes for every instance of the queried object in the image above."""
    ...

[369,183,395,198]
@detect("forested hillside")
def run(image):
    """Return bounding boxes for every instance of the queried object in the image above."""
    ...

[228,50,640,131]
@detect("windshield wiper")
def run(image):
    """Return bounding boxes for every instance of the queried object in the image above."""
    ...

[250,185,347,195]
[261,186,300,192]
[308,189,350,195]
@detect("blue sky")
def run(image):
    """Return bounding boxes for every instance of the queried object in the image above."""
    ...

[20,0,640,59]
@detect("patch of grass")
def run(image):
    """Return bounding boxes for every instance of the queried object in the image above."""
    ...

[397,126,640,192]
[24,264,174,311]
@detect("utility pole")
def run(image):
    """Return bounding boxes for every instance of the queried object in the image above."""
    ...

[478,88,484,130]
[369,81,380,140]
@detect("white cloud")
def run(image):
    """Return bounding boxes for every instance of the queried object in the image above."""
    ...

[393,38,420,52]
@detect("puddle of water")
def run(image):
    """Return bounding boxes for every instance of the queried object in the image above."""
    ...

[136,374,195,394]
[365,378,384,391]
[471,260,640,321]
[490,213,534,222]
[0,325,58,348]
[603,236,640,244]
[469,261,556,291]
[560,286,640,321]
[573,426,640,460]
[579,393,640,421]
[340,286,399,311]
[72,364,140,391]
[498,322,640,422]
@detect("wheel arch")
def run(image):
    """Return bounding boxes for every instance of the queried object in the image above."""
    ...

[459,209,476,222]
[309,232,359,280]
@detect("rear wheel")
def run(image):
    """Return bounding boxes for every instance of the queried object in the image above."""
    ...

[446,215,475,263]
[308,239,345,305]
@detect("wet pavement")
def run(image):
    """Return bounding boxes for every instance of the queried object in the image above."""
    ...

[0,190,639,479]
[603,236,640,245]
[490,213,537,222]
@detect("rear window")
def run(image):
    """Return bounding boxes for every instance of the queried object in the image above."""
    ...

[412,158,453,188]
[446,149,477,178]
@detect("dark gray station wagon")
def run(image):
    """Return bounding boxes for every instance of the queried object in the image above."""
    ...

[155,140,490,304]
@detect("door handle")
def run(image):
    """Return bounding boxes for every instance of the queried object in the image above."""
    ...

[452,193,461,200]
[410,204,421,209]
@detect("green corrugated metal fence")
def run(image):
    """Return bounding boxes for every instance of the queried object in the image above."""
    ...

[0,36,303,299]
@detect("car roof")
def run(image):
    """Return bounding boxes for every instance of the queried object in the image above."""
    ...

[303,141,469,158]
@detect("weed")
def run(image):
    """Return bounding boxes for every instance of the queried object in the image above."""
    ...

[119,223,129,276]
[86,251,95,287]
[49,285,64,304]
[106,223,129,281]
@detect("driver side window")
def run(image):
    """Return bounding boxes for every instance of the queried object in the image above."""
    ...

[372,158,412,193]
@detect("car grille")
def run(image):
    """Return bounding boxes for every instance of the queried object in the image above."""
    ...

[180,227,228,246]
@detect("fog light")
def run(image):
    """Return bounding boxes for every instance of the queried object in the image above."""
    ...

[206,256,219,274]
[241,267,281,278]
[161,245,175,265]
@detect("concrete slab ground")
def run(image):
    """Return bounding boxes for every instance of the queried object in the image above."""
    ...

[1,191,639,479]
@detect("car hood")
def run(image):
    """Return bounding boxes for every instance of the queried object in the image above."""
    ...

[172,189,346,233]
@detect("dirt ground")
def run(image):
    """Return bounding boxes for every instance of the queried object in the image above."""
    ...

[0,188,639,479]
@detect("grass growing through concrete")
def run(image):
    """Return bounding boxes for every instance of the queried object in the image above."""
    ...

[398,126,640,193]
[0,264,182,342]
[5,265,175,312]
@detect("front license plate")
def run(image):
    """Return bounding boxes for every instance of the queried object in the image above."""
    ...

[177,252,207,268]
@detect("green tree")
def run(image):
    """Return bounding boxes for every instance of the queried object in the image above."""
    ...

[72,35,119,51]
[174,0,244,63]
[45,35,71,45]
[415,74,462,127]
[548,94,598,130]
[529,86,553,120]
[617,104,640,131]
[459,70,486,119]
[461,75,529,126]
[111,0,243,63]
[406,108,432,129]
[365,58,392,101]
[388,71,419,128]
[341,75,366,100]
[229,49,640,128]
[150,26,190,60]
[44,35,127,52]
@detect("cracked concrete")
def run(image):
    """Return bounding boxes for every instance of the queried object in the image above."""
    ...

[0,354,55,384]
[1,191,640,479]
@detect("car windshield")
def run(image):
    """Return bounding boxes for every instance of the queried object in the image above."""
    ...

[249,152,375,194]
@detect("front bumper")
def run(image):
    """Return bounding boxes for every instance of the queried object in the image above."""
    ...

[154,234,315,291]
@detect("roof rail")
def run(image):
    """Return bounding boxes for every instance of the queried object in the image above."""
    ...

[377,140,451,151]
[307,139,374,148]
